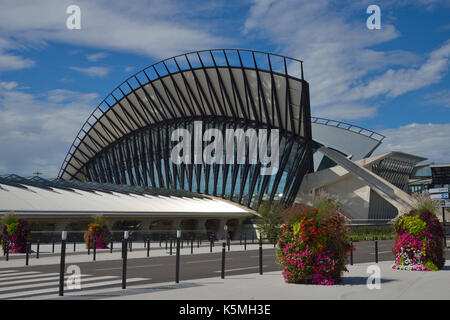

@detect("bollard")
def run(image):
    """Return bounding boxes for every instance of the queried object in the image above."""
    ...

[88,238,91,255]
[240,235,242,245]
[443,207,447,248]
[175,230,181,283]
[93,237,97,261]
[73,241,76,252]
[181,237,183,249]
[227,237,230,252]
[165,237,168,250]
[259,237,263,275]
[147,238,150,257]
[252,233,254,244]
[170,239,173,255]
[37,240,40,259]
[375,237,378,263]
[191,237,194,254]
[159,235,162,247]
[110,240,113,253]
[210,239,213,253]
[59,231,67,296]
[25,241,30,266]
[5,241,9,261]
[221,242,226,279]
[244,234,247,250]
[144,237,146,248]
[197,238,200,248]
[52,240,55,254]
[129,239,133,252]
[122,239,127,289]
[350,238,353,266]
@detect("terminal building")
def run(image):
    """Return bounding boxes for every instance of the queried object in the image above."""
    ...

[0,49,448,239]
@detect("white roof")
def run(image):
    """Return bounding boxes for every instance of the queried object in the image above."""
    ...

[0,183,250,218]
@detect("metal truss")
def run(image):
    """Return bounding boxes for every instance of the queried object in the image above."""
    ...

[58,49,313,209]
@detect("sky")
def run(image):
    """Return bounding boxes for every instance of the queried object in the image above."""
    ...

[0,0,449,177]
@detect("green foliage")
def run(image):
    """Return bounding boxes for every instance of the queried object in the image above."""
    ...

[412,193,439,215]
[424,260,439,271]
[2,213,18,226]
[349,225,395,241]
[256,201,285,240]
[398,216,427,236]
[6,222,19,236]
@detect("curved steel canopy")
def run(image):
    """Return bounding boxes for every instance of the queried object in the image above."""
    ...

[58,49,313,209]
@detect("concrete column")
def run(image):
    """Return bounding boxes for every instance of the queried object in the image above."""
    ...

[196,218,208,239]
[216,219,228,241]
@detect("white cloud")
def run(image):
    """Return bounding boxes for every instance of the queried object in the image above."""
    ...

[124,66,135,73]
[0,0,228,60]
[86,52,108,62]
[69,66,110,77]
[0,85,98,177]
[348,41,450,100]
[424,90,450,108]
[243,0,448,121]
[376,123,450,163]
[0,81,18,90]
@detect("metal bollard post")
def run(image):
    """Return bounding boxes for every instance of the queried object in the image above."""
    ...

[147,238,150,257]
[252,233,254,244]
[165,237,168,250]
[181,237,183,249]
[170,239,173,255]
[59,231,67,296]
[5,241,9,261]
[122,231,129,289]
[221,242,226,279]
[110,240,113,253]
[210,239,213,253]
[259,237,263,275]
[122,239,127,289]
[159,235,162,247]
[191,237,194,254]
[197,238,200,248]
[129,239,132,252]
[375,237,378,263]
[52,239,55,254]
[350,238,353,265]
[240,235,242,245]
[73,241,76,252]
[37,240,40,259]
[443,207,447,248]
[25,241,30,266]
[175,230,181,283]
[88,238,91,255]
[227,237,230,252]
[244,234,247,250]
[93,237,97,261]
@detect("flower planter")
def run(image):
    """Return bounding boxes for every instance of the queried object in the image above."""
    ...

[277,201,352,285]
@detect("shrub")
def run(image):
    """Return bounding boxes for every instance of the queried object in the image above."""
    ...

[276,199,352,285]
[1,213,30,253]
[392,198,445,271]
[84,215,111,249]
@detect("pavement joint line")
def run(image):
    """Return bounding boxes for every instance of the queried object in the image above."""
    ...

[0,274,94,286]
[213,266,268,273]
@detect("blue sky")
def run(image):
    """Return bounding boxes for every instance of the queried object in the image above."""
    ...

[0,0,449,177]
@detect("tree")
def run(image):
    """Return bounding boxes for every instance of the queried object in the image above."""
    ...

[256,201,285,241]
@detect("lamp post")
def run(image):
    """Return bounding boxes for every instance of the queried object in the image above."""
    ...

[59,231,67,296]
[176,230,181,283]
